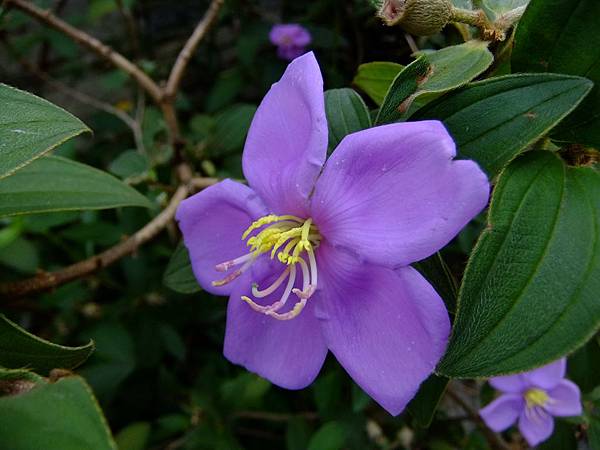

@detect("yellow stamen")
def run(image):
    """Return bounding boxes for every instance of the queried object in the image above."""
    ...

[525,388,550,408]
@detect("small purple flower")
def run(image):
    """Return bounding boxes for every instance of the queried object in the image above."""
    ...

[269,24,311,61]
[176,52,489,415]
[480,358,582,447]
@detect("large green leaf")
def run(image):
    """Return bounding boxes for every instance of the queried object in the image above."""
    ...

[324,88,371,153]
[512,0,600,147]
[414,74,592,177]
[479,0,529,20]
[0,156,152,217]
[407,375,448,427]
[352,62,404,105]
[438,151,600,377]
[375,40,494,124]
[0,83,90,180]
[163,242,201,294]
[0,314,94,374]
[0,374,117,450]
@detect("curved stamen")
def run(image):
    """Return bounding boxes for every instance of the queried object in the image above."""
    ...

[212,254,256,287]
[267,298,307,320]
[241,264,297,313]
[252,266,291,298]
[215,252,254,272]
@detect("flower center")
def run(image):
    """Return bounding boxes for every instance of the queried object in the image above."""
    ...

[212,214,321,321]
[524,388,550,408]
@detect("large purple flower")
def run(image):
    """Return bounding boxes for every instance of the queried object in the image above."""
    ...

[269,24,311,61]
[480,358,582,446]
[176,52,489,415]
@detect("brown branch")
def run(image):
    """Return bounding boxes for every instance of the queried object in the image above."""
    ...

[0,181,202,298]
[446,383,511,450]
[4,0,163,103]
[233,411,319,422]
[164,0,224,99]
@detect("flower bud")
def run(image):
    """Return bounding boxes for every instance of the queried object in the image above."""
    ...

[377,0,453,36]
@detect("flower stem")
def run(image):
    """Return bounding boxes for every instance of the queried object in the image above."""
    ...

[449,6,504,40]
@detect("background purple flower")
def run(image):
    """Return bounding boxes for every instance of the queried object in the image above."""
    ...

[269,24,311,61]
[480,358,582,447]
[176,52,489,415]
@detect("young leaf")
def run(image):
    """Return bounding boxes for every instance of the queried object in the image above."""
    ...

[512,0,600,147]
[0,83,90,179]
[413,74,593,177]
[0,375,117,450]
[0,314,94,373]
[438,152,600,378]
[324,88,371,152]
[208,104,257,156]
[375,40,494,124]
[352,62,404,105]
[163,242,201,294]
[0,156,152,217]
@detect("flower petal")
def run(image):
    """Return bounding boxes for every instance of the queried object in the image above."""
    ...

[224,266,328,389]
[314,243,450,415]
[242,52,327,216]
[524,358,567,390]
[480,394,524,432]
[310,121,489,267]
[546,380,582,417]
[176,179,267,296]
[518,408,554,447]
[489,374,527,394]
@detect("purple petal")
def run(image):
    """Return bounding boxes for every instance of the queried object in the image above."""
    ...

[480,394,523,432]
[243,52,327,216]
[224,266,328,389]
[524,358,567,390]
[518,408,554,447]
[310,121,489,267]
[489,374,527,394]
[546,380,582,417]
[176,180,267,296]
[269,24,311,47]
[314,243,450,415]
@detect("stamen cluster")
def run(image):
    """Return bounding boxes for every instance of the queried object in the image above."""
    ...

[212,215,321,320]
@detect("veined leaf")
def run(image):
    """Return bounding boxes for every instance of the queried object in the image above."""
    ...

[512,0,600,147]
[414,74,592,176]
[0,156,152,217]
[324,88,371,153]
[0,374,117,450]
[352,62,404,105]
[163,242,201,294]
[438,151,600,377]
[0,314,94,374]
[375,40,493,124]
[0,83,90,179]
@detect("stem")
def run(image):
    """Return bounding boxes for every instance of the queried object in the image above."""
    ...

[446,383,511,450]
[449,6,504,41]
[4,0,163,102]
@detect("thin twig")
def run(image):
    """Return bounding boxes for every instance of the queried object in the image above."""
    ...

[446,383,510,450]
[0,180,213,298]
[4,0,162,102]
[234,410,319,422]
[165,0,224,99]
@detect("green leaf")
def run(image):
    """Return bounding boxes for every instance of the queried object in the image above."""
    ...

[324,88,371,152]
[375,40,494,125]
[352,62,404,105]
[0,314,94,373]
[0,375,117,450]
[479,0,529,21]
[413,74,593,177]
[108,150,149,179]
[286,418,311,450]
[209,104,257,156]
[438,152,600,377]
[0,156,152,217]
[0,83,90,179]
[589,415,600,450]
[414,252,458,313]
[163,242,201,294]
[512,0,600,147]
[114,422,151,450]
[407,375,448,427]
[568,336,600,394]
[307,421,347,450]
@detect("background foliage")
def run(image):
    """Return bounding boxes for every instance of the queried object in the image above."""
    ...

[0,0,599,449]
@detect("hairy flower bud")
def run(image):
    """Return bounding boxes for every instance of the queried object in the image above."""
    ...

[377,0,453,36]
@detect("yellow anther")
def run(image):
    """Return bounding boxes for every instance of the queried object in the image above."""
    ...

[242,215,304,240]
[525,388,550,408]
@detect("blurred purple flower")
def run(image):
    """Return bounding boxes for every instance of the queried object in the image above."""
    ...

[269,24,311,60]
[176,52,489,415]
[480,358,582,446]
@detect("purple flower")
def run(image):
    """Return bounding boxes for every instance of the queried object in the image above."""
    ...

[480,358,582,446]
[176,52,489,415]
[269,24,311,61]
